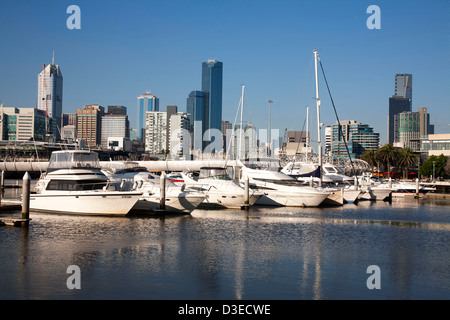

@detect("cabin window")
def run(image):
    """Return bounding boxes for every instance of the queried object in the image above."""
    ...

[46,179,107,191]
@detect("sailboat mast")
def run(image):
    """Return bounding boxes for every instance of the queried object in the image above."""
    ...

[238,85,245,160]
[306,106,309,162]
[313,50,322,186]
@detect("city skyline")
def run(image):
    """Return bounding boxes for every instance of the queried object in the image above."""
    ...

[0,0,449,147]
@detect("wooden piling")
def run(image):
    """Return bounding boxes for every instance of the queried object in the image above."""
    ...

[160,172,166,210]
[243,177,249,210]
[0,171,2,206]
[1,170,4,196]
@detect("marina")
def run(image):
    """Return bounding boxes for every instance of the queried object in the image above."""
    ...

[0,192,449,300]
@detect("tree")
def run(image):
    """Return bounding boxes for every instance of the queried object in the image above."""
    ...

[396,148,418,179]
[376,144,397,178]
[419,154,448,179]
[361,150,378,174]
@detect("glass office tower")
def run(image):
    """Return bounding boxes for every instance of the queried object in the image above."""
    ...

[201,60,223,149]
[388,74,412,145]
[388,96,411,145]
[394,74,412,99]
[37,56,63,140]
[137,91,159,141]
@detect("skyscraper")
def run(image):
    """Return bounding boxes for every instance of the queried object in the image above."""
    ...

[37,54,63,140]
[394,74,412,99]
[76,104,105,148]
[330,120,379,161]
[395,107,434,151]
[186,90,205,150]
[137,91,159,141]
[166,105,178,151]
[389,96,411,144]
[388,74,412,144]
[101,106,129,149]
[202,59,223,148]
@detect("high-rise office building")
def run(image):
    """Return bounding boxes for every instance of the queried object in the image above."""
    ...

[388,74,412,144]
[76,104,105,148]
[62,113,76,127]
[37,54,63,140]
[0,107,46,141]
[101,116,129,149]
[394,74,412,99]
[107,105,127,115]
[395,107,434,151]
[221,120,232,151]
[330,120,379,161]
[202,59,223,149]
[137,91,159,141]
[187,90,205,150]
[166,105,178,151]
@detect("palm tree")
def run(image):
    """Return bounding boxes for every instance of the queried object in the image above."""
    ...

[361,150,378,174]
[396,148,417,179]
[376,144,397,179]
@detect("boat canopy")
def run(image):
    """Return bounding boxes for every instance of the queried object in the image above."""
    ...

[199,167,231,180]
[47,151,101,172]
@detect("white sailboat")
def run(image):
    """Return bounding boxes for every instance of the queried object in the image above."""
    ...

[31,150,142,216]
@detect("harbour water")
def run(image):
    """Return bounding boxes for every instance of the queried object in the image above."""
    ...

[0,185,449,301]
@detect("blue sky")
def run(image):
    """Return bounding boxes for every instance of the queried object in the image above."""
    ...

[0,0,449,145]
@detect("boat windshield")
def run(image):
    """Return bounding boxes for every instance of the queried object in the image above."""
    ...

[324,166,337,173]
[199,168,231,180]
[47,151,100,172]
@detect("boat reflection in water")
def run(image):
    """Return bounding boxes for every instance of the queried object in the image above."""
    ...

[31,150,142,216]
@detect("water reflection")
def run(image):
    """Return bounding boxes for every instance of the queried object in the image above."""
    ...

[1,199,449,299]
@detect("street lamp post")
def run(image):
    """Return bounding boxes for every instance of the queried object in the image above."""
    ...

[433,161,436,182]
[267,99,273,157]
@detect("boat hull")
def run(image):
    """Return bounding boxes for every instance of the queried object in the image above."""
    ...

[358,188,392,201]
[130,194,206,214]
[200,191,263,209]
[343,189,361,203]
[29,191,142,216]
[255,190,329,207]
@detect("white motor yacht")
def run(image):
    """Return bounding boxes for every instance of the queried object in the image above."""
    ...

[180,167,264,209]
[358,174,435,198]
[239,162,330,207]
[31,150,142,216]
[355,175,392,201]
[102,163,206,214]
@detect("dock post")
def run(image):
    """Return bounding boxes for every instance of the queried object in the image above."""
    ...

[0,171,2,206]
[22,172,31,226]
[1,170,4,196]
[160,172,166,210]
[388,177,392,189]
[416,178,420,196]
[244,177,249,210]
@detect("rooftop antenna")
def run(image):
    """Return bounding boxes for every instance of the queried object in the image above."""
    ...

[52,50,55,65]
